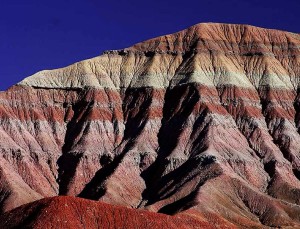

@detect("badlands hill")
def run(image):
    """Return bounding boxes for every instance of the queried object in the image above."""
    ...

[0,23,300,228]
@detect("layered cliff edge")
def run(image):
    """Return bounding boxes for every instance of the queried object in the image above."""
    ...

[0,23,300,228]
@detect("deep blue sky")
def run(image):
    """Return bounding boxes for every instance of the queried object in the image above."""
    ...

[1,0,299,91]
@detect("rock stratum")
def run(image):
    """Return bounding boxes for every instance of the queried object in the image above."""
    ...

[0,23,300,228]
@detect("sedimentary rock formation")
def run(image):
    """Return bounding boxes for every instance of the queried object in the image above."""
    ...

[0,23,300,228]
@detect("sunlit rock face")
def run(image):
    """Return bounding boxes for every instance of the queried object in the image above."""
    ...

[1,23,300,228]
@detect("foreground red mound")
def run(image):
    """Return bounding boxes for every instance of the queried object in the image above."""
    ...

[0,196,232,229]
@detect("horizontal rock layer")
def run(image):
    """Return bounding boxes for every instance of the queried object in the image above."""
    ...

[1,23,300,228]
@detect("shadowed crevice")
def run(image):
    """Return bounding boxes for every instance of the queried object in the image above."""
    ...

[158,189,199,215]
[57,152,83,195]
[0,189,11,214]
[57,90,95,195]
[78,87,154,200]
[146,156,220,207]
[293,87,300,133]
[140,84,202,205]
[293,169,300,181]
[78,150,127,200]
[11,201,48,229]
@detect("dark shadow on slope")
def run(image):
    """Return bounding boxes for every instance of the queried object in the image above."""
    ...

[293,169,300,181]
[181,39,198,63]
[158,188,201,215]
[57,89,95,195]
[0,189,11,214]
[57,152,83,195]
[8,202,48,229]
[293,88,300,133]
[148,155,220,206]
[263,160,277,190]
[122,87,154,139]
[78,88,154,200]
[145,114,213,204]
[78,148,128,200]
[140,84,200,204]
[264,160,276,178]
[273,138,295,164]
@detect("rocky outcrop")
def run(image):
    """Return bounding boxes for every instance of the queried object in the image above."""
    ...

[0,23,300,228]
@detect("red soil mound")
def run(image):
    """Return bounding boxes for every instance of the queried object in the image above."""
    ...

[0,196,231,229]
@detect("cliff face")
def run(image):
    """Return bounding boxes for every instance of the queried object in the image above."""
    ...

[1,23,300,228]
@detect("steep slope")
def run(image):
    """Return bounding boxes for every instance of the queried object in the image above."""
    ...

[0,23,300,227]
